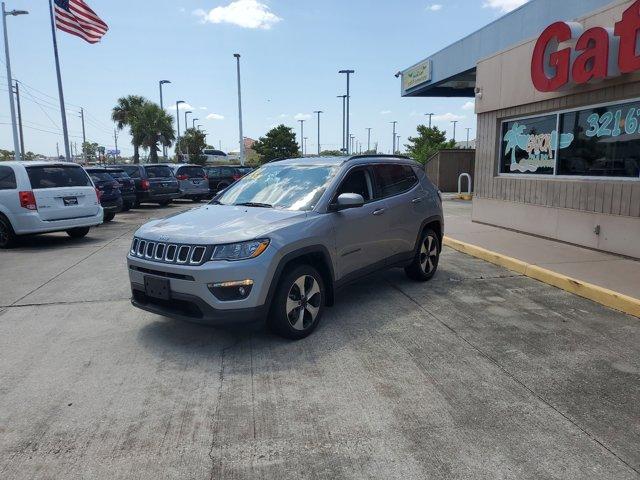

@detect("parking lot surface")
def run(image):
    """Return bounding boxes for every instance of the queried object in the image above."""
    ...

[1,201,639,479]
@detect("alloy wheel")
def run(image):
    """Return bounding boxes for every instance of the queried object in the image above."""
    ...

[286,275,321,331]
[419,235,439,275]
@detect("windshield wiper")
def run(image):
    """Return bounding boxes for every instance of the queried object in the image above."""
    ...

[235,202,273,208]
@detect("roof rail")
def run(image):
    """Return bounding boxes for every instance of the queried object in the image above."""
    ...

[347,154,412,161]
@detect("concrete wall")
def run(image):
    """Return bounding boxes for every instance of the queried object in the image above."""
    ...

[473,0,640,258]
[426,149,475,193]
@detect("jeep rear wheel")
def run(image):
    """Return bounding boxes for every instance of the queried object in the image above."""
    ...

[268,264,325,340]
[405,228,440,281]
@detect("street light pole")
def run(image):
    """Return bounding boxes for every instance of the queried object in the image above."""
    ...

[2,3,27,161]
[390,121,397,153]
[303,137,308,156]
[451,120,458,143]
[159,80,170,158]
[234,53,245,166]
[466,128,472,148]
[425,113,434,128]
[366,127,372,153]
[298,119,305,155]
[176,100,185,159]
[184,111,192,161]
[80,108,86,164]
[339,69,354,154]
[314,111,322,155]
[337,95,346,153]
[397,135,401,153]
[192,118,198,129]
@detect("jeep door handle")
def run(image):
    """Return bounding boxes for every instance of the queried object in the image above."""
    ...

[411,197,423,204]
[372,208,386,216]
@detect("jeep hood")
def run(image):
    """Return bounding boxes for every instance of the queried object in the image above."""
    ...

[135,205,308,244]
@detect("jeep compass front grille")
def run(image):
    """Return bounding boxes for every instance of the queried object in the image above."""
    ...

[130,238,210,266]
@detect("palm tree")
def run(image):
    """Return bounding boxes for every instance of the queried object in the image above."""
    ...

[131,103,175,163]
[112,95,146,163]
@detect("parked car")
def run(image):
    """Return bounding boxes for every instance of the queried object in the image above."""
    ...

[163,164,210,202]
[113,164,180,206]
[85,168,123,222]
[104,168,136,211]
[202,148,228,164]
[0,161,103,248]
[128,155,443,339]
[204,165,254,193]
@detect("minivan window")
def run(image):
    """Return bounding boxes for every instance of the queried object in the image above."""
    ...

[26,165,92,189]
[177,166,206,178]
[145,166,173,179]
[0,166,16,190]
[373,164,418,198]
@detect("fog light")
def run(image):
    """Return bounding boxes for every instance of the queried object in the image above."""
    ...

[208,279,254,301]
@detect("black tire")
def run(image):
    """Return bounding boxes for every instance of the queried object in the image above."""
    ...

[405,228,440,281]
[268,264,325,340]
[133,200,141,208]
[66,226,90,239]
[103,212,116,222]
[158,200,171,207]
[121,203,131,212]
[0,215,16,249]
[217,182,229,193]
[192,196,201,203]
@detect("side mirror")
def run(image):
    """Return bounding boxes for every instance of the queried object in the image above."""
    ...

[332,193,365,211]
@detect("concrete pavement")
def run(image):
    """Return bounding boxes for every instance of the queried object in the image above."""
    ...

[0,202,639,479]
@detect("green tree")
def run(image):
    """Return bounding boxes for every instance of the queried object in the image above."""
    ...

[82,142,99,161]
[253,124,300,163]
[131,102,175,164]
[112,95,146,163]
[0,150,14,161]
[405,125,456,164]
[319,150,344,156]
[176,128,207,165]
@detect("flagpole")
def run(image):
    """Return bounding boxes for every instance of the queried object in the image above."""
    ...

[48,0,71,161]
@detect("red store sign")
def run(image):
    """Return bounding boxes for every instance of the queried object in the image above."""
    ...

[531,0,640,92]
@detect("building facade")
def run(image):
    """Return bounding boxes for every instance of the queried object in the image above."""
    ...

[401,0,640,258]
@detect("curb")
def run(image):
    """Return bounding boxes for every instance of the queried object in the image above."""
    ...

[443,236,640,318]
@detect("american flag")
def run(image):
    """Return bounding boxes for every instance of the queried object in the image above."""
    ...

[54,0,108,44]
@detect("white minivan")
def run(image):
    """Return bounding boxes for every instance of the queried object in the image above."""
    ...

[0,161,104,248]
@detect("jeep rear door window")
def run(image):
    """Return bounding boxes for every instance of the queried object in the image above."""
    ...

[0,166,16,190]
[25,165,92,189]
[145,166,173,178]
[217,164,339,211]
[373,164,418,198]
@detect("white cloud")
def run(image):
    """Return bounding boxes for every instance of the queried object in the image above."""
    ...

[482,0,528,13]
[433,113,466,122]
[206,113,225,120]
[278,113,289,118]
[294,113,311,121]
[462,101,475,111]
[426,4,442,11]
[171,103,193,111]
[380,110,392,115]
[194,0,282,30]
[200,107,208,110]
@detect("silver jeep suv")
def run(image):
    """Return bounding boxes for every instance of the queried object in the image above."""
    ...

[128,155,443,339]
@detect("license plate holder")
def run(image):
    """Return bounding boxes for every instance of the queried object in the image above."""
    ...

[144,276,171,300]
[63,196,78,206]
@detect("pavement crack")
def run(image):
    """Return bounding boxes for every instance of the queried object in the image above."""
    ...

[386,279,640,478]
[0,298,131,309]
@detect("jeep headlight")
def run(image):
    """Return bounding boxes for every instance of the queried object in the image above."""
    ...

[211,239,270,261]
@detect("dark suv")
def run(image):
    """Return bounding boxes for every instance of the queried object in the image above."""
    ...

[114,164,180,206]
[85,168,123,222]
[104,168,136,211]
[204,165,253,194]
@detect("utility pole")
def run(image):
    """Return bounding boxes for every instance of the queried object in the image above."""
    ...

[80,108,86,164]
[425,113,434,128]
[159,80,170,159]
[337,95,346,153]
[339,69,354,154]
[466,128,472,148]
[451,120,458,143]
[314,111,322,155]
[298,119,305,155]
[366,127,372,153]
[234,53,245,166]
[14,81,24,158]
[391,121,397,153]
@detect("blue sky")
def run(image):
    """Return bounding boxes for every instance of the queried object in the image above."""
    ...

[0,0,527,157]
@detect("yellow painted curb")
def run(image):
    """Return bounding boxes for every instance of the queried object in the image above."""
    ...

[457,194,473,201]
[443,236,640,318]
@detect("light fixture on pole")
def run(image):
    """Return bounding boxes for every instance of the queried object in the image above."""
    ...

[298,119,305,155]
[451,120,458,143]
[390,121,397,153]
[184,111,192,131]
[2,3,28,161]
[425,113,434,128]
[314,110,323,155]
[159,80,171,158]
[192,118,198,129]
[337,95,346,153]
[234,53,245,166]
[338,69,355,154]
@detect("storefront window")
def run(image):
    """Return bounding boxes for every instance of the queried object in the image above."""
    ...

[558,102,640,177]
[500,115,559,175]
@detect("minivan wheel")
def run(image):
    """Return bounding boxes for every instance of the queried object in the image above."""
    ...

[0,216,16,249]
[405,228,440,281]
[66,227,90,239]
[268,264,325,340]
[103,212,116,222]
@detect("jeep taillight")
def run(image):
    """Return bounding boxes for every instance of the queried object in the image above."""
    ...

[141,179,150,190]
[176,174,188,181]
[19,191,37,210]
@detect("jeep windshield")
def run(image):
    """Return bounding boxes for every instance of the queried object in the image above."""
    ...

[215,164,339,211]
